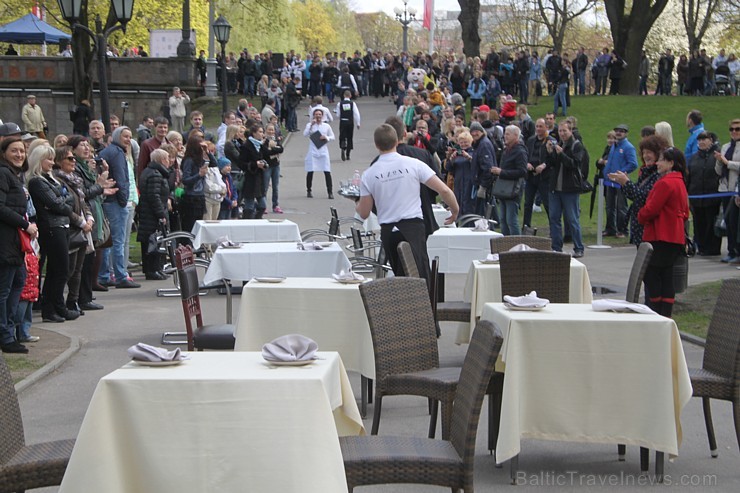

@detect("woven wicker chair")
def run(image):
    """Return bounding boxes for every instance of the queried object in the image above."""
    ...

[396,241,420,278]
[340,319,503,493]
[171,245,236,352]
[490,235,552,254]
[689,278,740,457]
[0,356,75,492]
[430,257,471,323]
[625,242,654,303]
[498,250,571,302]
[359,277,461,439]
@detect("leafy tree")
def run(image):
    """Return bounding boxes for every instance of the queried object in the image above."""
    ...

[534,0,597,53]
[681,0,721,51]
[292,0,337,52]
[355,12,404,54]
[603,0,670,94]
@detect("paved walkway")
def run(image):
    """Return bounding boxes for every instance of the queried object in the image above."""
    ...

[18,97,740,492]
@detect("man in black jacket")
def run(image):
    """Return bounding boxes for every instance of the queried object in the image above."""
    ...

[523,118,551,228]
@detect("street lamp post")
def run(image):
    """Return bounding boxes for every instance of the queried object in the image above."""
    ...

[212,15,232,115]
[57,0,135,135]
[394,1,417,54]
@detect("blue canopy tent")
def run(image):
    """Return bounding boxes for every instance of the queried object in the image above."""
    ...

[0,13,71,45]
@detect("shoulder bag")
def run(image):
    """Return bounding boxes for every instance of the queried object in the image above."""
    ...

[491,177,523,200]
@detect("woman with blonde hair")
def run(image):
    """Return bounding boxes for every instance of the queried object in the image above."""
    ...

[655,121,674,146]
[53,134,69,149]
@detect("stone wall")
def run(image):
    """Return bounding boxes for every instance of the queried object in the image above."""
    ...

[0,56,200,136]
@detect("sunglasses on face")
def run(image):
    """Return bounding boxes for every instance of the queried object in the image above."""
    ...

[730,127,740,132]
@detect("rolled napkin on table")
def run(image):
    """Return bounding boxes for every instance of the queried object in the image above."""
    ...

[217,235,237,247]
[332,269,365,281]
[508,243,534,252]
[473,218,489,231]
[592,299,658,315]
[128,343,189,362]
[297,241,324,251]
[503,291,549,308]
[483,253,499,262]
[262,334,319,362]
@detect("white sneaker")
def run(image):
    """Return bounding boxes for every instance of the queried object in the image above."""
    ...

[533,205,542,213]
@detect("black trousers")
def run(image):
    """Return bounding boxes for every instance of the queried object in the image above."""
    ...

[644,241,683,316]
[179,195,205,241]
[692,203,721,255]
[78,252,94,304]
[380,219,431,287]
[339,121,354,151]
[306,171,333,194]
[39,226,70,317]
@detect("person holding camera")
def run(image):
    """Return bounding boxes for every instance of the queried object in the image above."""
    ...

[168,87,190,133]
[687,132,721,256]
[445,131,476,215]
[180,135,216,235]
[238,123,269,218]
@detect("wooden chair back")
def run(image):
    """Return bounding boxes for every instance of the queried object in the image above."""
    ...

[176,245,203,351]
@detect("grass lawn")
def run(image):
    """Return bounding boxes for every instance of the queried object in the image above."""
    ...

[672,280,721,339]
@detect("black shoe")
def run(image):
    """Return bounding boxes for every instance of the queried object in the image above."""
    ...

[328,193,334,199]
[42,313,65,323]
[307,191,313,198]
[573,250,584,259]
[61,309,80,321]
[80,301,104,311]
[92,283,109,292]
[99,279,116,287]
[116,278,141,289]
[68,302,84,316]
[1,341,28,354]
[145,272,167,281]
[341,149,346,161]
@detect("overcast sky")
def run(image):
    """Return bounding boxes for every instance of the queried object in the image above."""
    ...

[350,0,462,18]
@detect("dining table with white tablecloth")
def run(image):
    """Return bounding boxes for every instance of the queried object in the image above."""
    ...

[235,277,375,379]
[58,352,364,493]
[426,227,503,274]
[202,241,352,285]
[481,302,692,465]
[190,219,301,248]
[457,258,593,343]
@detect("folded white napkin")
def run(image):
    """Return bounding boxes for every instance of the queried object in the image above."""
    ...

[473,218,489,231]
[503,290,549,308]
[297,241,324,251]
[332,269,365,281]
[262,334,319,362]
[127,343,189,362]
[484,253,499,262]
[217,235,237,247]
[592,299,657,315]
[508,243,534,252]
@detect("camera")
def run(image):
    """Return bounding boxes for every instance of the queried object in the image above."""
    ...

[121,101,129,109]
[93,157,104,173]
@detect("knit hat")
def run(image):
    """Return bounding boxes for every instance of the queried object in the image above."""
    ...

[217,157,231,170]
[470,122,485,133]
[478,104,490,113]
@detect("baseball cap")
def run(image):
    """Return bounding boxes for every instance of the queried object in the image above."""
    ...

[21,133,37,142]
[614,124,629,132]
[478,104,491,113]
[0,122,22,136]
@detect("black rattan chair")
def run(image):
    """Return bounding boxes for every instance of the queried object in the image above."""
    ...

[499,250,571,302]
[359,277,461,439]
[689,278,740,457]
[625,242,654,304]
[0,356,75,492]
[490,235,552,254]
[340,319,503,493]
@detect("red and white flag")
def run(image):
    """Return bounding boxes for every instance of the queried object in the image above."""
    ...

[32,2,43,19]
[423,0,433,30]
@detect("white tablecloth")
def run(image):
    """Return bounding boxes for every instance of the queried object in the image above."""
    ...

[191,219,301,248]
[432,205,455,227]
[203,242,352,285]
[457,258,593,343]
[236,278,375,378]
[426,227,503,274]
[481,303,692,464]
[59,352,364,493]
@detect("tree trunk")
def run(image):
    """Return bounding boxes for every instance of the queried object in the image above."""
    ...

[71,2,95,106]
[457,0,481,58]
[605,0,669,95]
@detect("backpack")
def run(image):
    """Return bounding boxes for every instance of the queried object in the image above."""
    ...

[573,140,593,193]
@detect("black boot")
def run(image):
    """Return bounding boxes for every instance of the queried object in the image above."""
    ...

[341,149,346,161]
[67,300,84,316]
[325,172,334,199]
[242,209,256,219]
[255,208,266,219]
[659,301,674,318]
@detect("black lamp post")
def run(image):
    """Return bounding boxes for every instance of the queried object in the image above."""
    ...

[57,0,135,135]
[394,1,417,54]
[212,15,231,115]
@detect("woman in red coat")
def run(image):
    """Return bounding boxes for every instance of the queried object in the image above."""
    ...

[637,147,690,317]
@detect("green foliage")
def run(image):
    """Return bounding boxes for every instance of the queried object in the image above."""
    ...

[673,280,721,338]
[292,0,337,52]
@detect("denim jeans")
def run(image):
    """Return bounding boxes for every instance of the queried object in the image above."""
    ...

[287,106,297,131]
[605,186,628,235]
[263,165,280,209]
[554,82,568,115]
[99,201,130,283]
[123,202,135,267]
[549,191,584,253]
[577,70,586,95]
[243,75,255,96]
[497,198,521,236]
[0,264,26,345]
[324,83,335,102]
[14,300,33,341]
[661,74,672,95]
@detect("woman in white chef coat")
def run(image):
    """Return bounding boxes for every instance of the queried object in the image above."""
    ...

[304,108,335,199]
